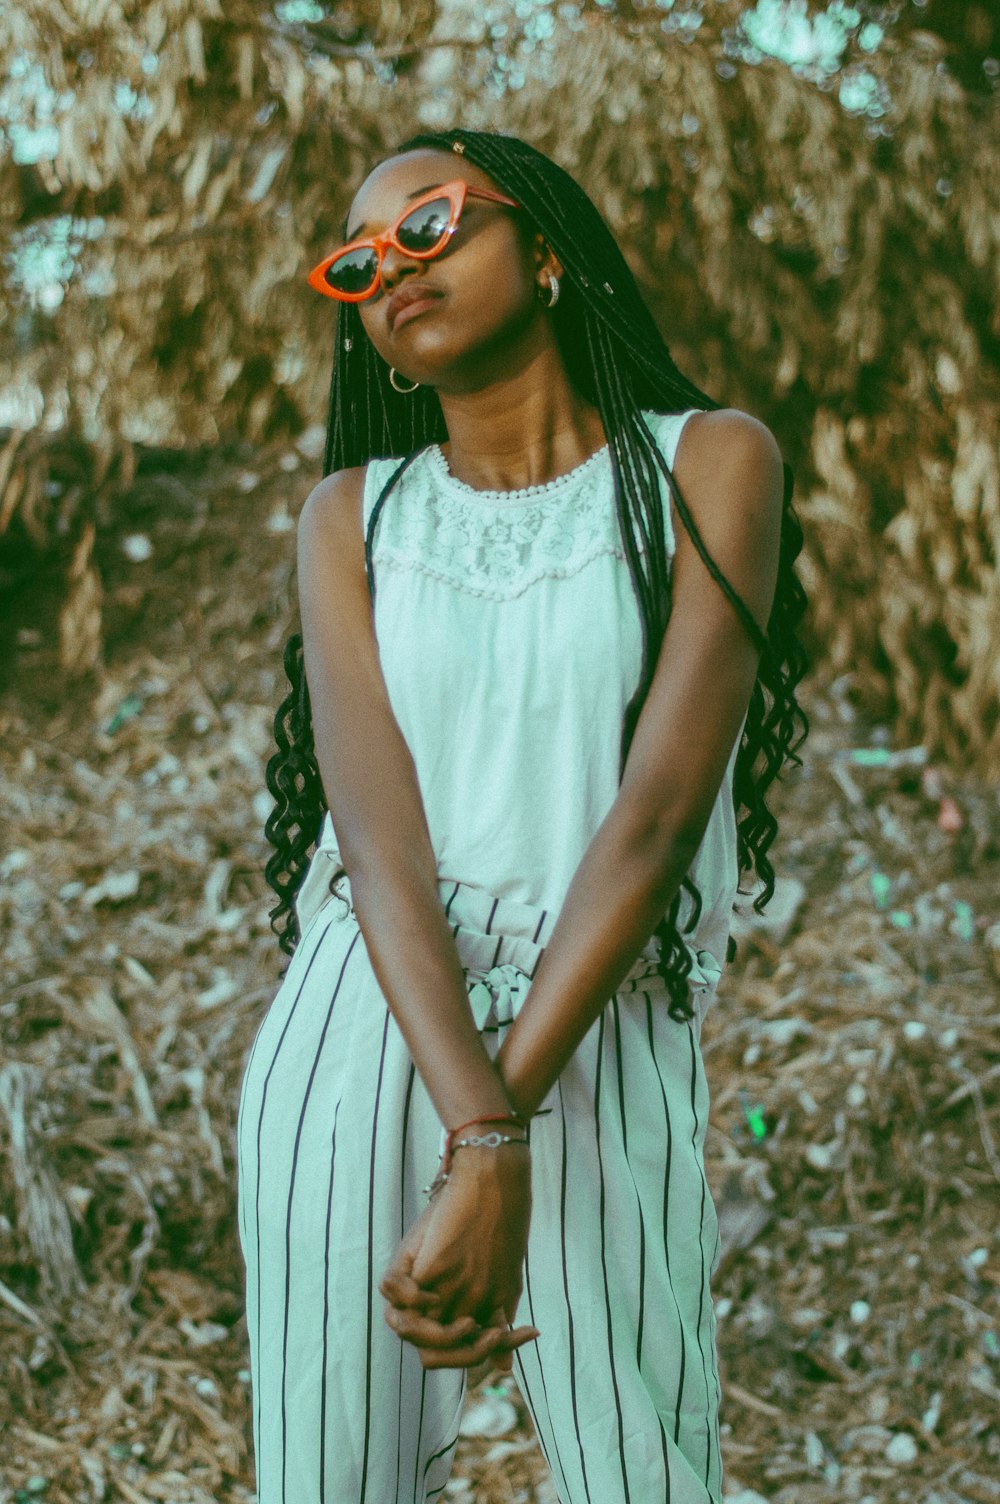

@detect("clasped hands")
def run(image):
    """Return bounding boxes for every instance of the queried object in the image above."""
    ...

[379,1141,539,1371]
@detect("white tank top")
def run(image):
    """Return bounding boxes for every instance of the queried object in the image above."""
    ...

[297,408,743,993]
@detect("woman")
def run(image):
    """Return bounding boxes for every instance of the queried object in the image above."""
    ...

[237,127,808,1504]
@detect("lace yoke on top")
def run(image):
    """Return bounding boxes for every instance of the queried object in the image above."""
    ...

[367,429,670,603]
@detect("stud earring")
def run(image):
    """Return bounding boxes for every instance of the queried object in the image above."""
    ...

[389,367,420,393]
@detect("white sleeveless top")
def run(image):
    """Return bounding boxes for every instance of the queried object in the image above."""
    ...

[297,408,743,993]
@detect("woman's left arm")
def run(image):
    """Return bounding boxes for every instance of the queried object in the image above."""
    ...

[494,408,785,1118]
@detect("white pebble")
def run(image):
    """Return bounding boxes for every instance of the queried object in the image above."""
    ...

[849,1299,871,1324]
[805,1141,839,1171]
[122,533,153,562]
[458,1395,518,1439]
[902,1020,926,1041]
[83,869,141,906]
[885,1431,918,1464]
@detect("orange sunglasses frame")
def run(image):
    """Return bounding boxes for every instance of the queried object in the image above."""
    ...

[307,179,522,302]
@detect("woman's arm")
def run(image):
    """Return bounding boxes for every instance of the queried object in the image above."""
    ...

[494,409,785,1117]
[301,467,539,1363]
[297,467,516,1129]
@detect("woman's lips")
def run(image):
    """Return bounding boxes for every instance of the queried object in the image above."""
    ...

[390,292,444,331]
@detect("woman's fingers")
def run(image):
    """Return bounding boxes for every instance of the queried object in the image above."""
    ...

[416,1324,541,1372]
[379,1268,443,1313]
[383,1303,481,1349]
[383,1301,540,1369]
[379,1246,446,1314]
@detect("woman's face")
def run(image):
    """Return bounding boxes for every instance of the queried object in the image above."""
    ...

[345,149,550,393]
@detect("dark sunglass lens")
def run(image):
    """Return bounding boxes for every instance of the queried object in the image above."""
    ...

[325,247,378,294]
[397,198,451,253]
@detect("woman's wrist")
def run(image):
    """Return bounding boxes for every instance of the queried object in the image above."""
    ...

[423,1123,530,1200]
[449,1137,531,1180]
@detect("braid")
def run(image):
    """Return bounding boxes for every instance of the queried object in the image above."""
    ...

[262,632,324,955]
[264,127,809,1018]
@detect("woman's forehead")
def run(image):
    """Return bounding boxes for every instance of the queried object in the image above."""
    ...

[346,150,496,233]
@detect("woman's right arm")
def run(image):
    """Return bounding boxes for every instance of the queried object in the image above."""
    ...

[296,467,516,1131]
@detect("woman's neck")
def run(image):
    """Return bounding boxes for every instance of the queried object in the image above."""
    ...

[435,344,606,493]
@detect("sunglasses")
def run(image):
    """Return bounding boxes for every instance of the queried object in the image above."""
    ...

[307,179,523,302]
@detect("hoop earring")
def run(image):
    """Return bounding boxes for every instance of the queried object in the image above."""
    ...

[537,273,560,309]
[389,367,420,394]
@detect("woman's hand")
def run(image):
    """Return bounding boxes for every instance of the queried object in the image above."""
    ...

[379,1144,539,1370]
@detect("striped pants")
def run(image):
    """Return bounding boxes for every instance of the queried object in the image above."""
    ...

[236,877,724,1504]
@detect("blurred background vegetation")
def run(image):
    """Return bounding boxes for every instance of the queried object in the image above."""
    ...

[0,0,997,762]
[1,9,998,1501]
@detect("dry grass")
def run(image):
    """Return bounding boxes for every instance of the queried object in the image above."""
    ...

[1,441,998,1503]
[2,3,1000,768]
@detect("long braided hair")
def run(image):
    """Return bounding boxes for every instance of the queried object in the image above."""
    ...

[264,127,809,1021]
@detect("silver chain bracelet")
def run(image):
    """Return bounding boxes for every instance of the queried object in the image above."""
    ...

[421,1131,529,1198]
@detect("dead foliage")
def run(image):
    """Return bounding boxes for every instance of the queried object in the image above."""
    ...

[0,443,997,1503]
[0,2,999,767]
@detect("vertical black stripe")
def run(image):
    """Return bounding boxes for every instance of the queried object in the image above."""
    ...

[395,1062,417,1502]
[687,1023,712,1488]
[280,928,362,1502]
[532,909,548,943]
[644,994,685,1450]
[613,1000,630,1160]
[318,1103,340,1503]
[485,896,499,934]
[612,999,646,1371]
[491,935,503,968]
[709,1202,724,1490]
[557,1082,593,1504]
[443,881,461,919]
[514,1243,573,1503]
[253,909,338,1485]
[411,1369,427,1503]
[359,1009,393,1503]
[594,1014,632,1504]
[421,1425,461,1492]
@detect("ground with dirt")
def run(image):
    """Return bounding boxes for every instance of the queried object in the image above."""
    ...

[1,439,998,1504]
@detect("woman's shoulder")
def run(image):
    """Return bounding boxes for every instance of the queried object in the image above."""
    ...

[665,406,786,570]
[659,405,783,472]
[299,463,369,541]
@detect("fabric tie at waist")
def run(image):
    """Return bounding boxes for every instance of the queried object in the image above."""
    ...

[295,828,722,1030]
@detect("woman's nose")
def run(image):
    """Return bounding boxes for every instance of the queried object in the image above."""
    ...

[379,243,421,292]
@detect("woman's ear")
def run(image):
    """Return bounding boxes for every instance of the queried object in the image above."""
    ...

[533,234,564,286]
